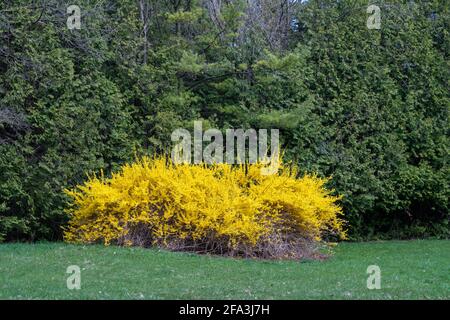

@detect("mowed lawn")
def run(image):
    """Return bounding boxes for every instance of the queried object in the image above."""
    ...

[0,240,448,299]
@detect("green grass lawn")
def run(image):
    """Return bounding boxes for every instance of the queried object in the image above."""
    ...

[0,240,448,299]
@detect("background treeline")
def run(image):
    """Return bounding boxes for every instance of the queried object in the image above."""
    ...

[0,0,448,242]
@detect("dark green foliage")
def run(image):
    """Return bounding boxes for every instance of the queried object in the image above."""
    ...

[0,0,448,241]
[0,0,138,240]
[290,0,449,239]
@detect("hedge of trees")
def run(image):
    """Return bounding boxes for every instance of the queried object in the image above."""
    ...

[0,0,448,242]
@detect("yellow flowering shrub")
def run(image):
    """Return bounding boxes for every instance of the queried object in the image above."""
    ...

[64,157,346,259]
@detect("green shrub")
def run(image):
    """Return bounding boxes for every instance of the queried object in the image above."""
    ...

[0,0,448,241]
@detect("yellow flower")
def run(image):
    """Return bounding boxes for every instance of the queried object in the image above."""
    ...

[63,156,346,256]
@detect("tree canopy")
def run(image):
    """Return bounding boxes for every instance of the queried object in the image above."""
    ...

[0,0,448,241]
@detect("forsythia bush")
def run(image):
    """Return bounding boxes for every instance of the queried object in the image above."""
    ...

[64,157,346,259]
